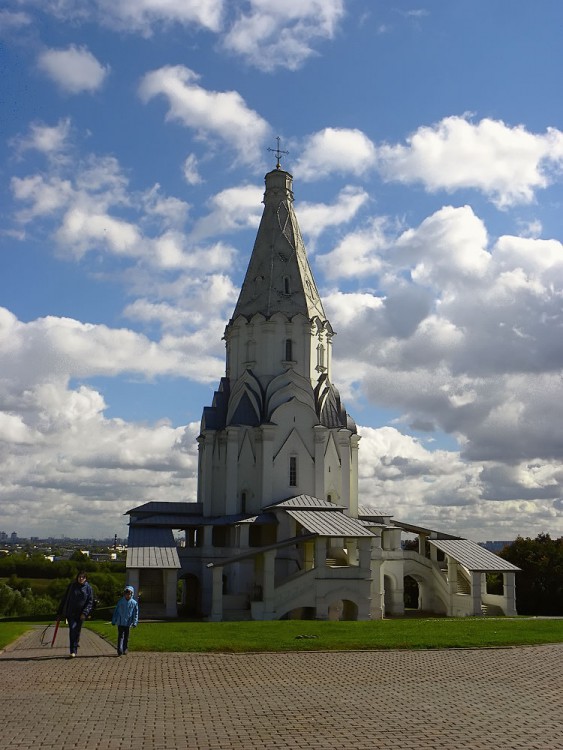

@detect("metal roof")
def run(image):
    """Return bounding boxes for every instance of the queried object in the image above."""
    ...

[126,526,181,569]
[357,504,393,519]
[266,494,345,510]
[133,514,206,527]
[131,511,276,528]
[127,501,203,516]
[394,520,461,540]
[286,509,375,537]
[429,539,520,572]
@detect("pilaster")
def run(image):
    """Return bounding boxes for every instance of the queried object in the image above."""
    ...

[336,429,352,513]
[225,426,239,515]
[313,425,327,498]
[258,424,275,505]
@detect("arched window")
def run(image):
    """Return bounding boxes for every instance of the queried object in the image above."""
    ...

[316,343,325,370]
[285,338,293,361]
[284,276,291,294]
[289,456,297,487]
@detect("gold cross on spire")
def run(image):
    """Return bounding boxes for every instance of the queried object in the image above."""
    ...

[268,136,289,170]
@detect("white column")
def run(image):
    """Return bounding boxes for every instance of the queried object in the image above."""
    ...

[164,570,178,617]
[447,557,458,593]
[261,550,277,618]
[199,432,215,514]
[503,571,517,615]
[470,571,483,615]
[238,523,250,548]
[358,538,371,572]
[418,534,427,556]
[313,426,327,499]
[127,569,140,596]
[315,537,327,568]
[336,430,352,513]
[370,559,384,619]
[202,525,213,550]
[349,434,360,518]
[210,566,223,622]
[259,425,275,504]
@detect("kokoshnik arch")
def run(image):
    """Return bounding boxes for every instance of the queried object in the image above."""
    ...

[125,163,519,621]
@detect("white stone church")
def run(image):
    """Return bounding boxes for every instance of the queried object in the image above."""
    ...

[126,165,519,621]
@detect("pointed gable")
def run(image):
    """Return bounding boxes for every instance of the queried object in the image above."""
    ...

[231,168,325,322]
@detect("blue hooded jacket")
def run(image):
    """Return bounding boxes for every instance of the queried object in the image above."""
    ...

[112,585,139,627]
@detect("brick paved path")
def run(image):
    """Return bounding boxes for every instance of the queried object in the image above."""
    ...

[1,625,562,749]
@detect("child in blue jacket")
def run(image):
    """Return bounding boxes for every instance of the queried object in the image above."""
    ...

[111,585,139,656]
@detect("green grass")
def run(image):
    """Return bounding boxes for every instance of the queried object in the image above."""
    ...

[85,617,563,653]
[0,621,48,650]
[2,616,561,654]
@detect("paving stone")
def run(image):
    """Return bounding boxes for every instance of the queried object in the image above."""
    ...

[1,626,562,749]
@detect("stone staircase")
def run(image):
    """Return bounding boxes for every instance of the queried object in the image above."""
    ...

[457,573,471,594]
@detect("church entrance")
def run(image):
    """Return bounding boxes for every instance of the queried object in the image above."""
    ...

[179,573,201,617]
[404,575,420,610]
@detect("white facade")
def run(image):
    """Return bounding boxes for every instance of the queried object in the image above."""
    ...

[126,167,519,621]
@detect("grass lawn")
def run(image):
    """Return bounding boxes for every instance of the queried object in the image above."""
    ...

[85,617,563,653]
[2,616,561,653]
[0,621,50,650]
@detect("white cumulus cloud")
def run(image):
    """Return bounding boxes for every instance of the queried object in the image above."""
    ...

[296,127,377,180]
[377,115,563,208]
[223,0,345,70]
[139,65,270,165]
[38,45,110,94]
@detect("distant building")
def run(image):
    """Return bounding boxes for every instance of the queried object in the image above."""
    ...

[126,166,519,621]
[481,541,513,553]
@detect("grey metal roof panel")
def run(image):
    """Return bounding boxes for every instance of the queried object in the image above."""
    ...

[132,511,276,527]
[127,501,203,516]
[429,539,520,572]
[126,526,180,569]
[286,509,375,537]
[133,514,206,527]
[266,494,345,510]
[394,520,461,540]
[357,505,393,519]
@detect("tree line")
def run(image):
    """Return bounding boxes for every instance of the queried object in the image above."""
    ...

[0,551,125,618]
[500,533,563,616]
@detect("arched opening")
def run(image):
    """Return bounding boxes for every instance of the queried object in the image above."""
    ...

[404,574,420,610]
[281,606,316,620]
[178,573,201,617]
[327,598,358,621]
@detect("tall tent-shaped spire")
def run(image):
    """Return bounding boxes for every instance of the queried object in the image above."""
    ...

[198,163,358,520]
[231,168,325,322]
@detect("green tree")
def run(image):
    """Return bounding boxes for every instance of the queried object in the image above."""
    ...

[500,534,563,615]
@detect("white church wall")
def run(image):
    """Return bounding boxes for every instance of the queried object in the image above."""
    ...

[272,422,315,504]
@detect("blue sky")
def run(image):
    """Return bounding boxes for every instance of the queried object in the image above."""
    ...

[1,0,563,541]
